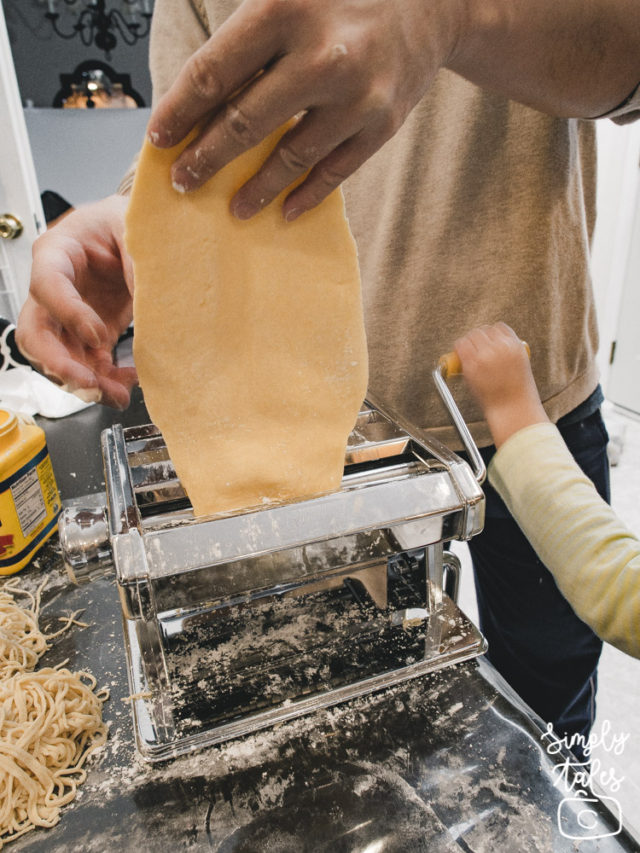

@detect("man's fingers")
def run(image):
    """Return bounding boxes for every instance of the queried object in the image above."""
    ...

[279,128,389,220]
[30,248,109,350]
[168,60,309,194]
[21,330,101,394]
[18,325,137,411]
[45,276,108,350]
[147,3,282,150]
[145,0,444,213]
[225,106,363,219]
[94,366,138,411]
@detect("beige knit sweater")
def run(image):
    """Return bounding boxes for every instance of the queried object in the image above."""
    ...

[125,0,637,448]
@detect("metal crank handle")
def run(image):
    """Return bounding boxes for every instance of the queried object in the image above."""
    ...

[432,362,486,484]
[433,339,530,484]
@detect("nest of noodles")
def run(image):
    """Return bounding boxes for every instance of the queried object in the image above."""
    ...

[0,583,108,847]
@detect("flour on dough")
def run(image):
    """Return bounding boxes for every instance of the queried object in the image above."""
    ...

[125,132,368,517]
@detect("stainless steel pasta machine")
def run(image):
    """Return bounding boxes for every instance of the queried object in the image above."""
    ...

[59,365,487,762]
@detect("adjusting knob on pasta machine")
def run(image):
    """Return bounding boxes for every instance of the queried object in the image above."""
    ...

[58,506,114,584]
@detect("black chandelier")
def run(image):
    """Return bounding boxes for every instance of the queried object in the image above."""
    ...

[45,0,153,59]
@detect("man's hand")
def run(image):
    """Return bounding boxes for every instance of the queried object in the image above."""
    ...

[147,0,460,221]
[147,0,640,222]
[16,195,137,410]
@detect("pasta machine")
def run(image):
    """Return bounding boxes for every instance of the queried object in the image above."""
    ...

[59,367,487,763]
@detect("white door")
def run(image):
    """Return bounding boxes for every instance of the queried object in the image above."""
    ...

[0,5,45,323]
[607,177,640,417]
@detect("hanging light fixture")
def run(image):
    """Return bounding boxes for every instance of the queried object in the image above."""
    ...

[44,0,153,59]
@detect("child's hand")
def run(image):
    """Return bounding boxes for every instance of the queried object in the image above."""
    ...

[454,322,549,448]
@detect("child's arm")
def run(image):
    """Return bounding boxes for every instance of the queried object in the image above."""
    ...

[455,323,640,658]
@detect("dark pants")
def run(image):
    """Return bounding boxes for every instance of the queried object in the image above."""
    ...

[466,405,609,748]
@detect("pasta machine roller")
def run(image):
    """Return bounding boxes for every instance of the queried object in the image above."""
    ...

[59,373,487,762]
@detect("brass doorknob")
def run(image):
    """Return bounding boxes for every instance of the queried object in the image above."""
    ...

[0,214,24,240]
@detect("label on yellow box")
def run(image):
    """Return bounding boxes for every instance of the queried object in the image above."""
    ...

[0,410,61,574]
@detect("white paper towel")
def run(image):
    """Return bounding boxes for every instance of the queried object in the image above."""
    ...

[0,366,92,419]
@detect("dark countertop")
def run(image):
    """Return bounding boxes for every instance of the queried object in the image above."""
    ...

[36,385,150,502]
[5,393,638,852]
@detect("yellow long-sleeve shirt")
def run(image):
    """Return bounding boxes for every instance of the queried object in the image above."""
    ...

[489,422,640,657]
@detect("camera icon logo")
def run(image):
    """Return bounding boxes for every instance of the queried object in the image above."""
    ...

[558,794,623,840]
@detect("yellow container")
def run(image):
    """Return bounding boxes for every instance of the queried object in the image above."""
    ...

[0,409,61,574]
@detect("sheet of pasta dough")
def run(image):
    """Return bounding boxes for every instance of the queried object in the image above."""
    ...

[125,133,368,517]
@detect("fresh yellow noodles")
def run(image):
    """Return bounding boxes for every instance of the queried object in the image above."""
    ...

[0,584,48,678]
[0,582,108,848]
